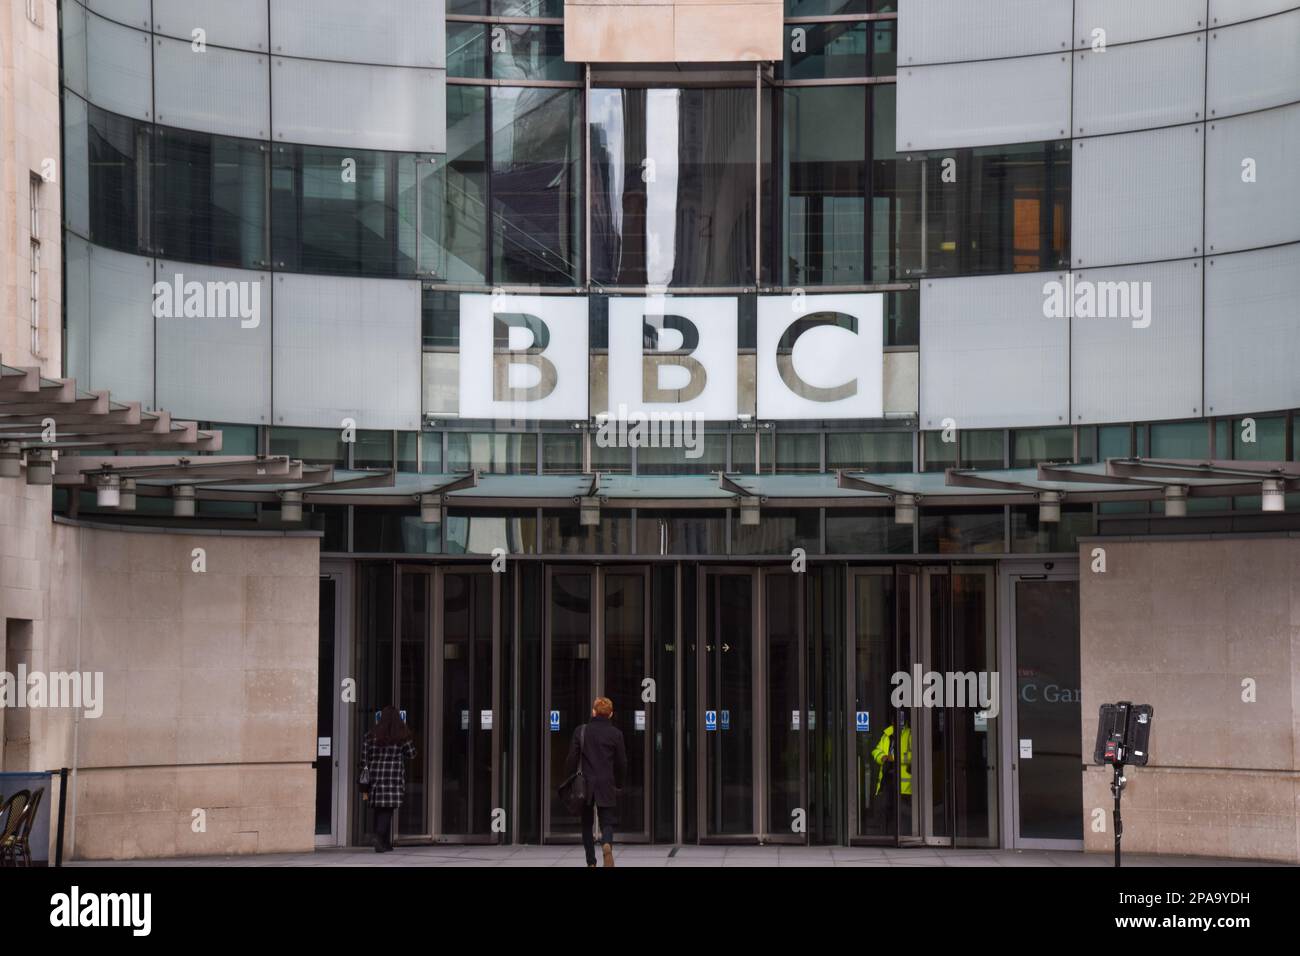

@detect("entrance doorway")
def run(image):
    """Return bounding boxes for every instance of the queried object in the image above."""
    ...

[848,566,998,846]
[694,568,809,843]
[543,566,652,842]
[315,565,351,847]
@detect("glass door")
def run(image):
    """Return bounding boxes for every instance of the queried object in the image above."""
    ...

[1006,569,1082,849]
[395,567,431,841]
[763,570,806,844]
[433,568,501,842]
[544,568,593,839]
[697,568,760,841]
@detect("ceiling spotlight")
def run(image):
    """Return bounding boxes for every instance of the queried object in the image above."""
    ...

[1261,479,1285,513]
[280,490,303,523]
[893,493,916,526]
[95,473,121,508]
[173,484,196,517]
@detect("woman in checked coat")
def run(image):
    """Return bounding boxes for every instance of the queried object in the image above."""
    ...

[361,705,417,852]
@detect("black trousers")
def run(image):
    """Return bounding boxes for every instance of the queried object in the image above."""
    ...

[581,802,617,865]
[374,806,394,849]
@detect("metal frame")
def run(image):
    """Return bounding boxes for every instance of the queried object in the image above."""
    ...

[540,564,653,843]
[315,560,353,848]
[997,559,1083,852]
[430,566,502,844]
[694,565,763,843]
[757,567,808,845]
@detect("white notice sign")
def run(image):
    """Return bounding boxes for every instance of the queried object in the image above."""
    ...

[635,710,646,731]
[317,737,331,757]
[1019,738,1033,759]
[481,710,493,731]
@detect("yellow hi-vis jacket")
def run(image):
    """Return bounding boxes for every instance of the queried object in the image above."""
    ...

[871,724,912,796]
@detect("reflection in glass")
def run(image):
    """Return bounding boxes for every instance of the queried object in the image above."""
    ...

[397,573,428,835]
[783,86,866,285]
[492,87,581,285]
[445,510,538,553]
[853,572,898,838]
[548,571,591,834]
[826,509,914,554]
[541,509,633,554]
[784,23,868,80]
[447,432,537,474]
[447,23,486,78]
[440,572,495,835]
[636,510,726,554]
[828,432,912,472]
[704,573,755,835]
[733,509,820,555]
[604,573,646,833]
[766,574,801,835]
[492,24,576,81]
[87,104,143,252]
[590,87,755,286]
[421,87,488,282]
[153,126,266,268]
[918,508,1005,553]
[271,144,417,276]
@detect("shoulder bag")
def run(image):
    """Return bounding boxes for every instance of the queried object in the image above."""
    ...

[557,725,589,816]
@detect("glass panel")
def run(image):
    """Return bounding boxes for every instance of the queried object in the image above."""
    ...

[636,510,726,554]
[447,432,537,473]
[445,509,538,553]
[886,289,920,347]
[636,435,727,475]
[783,86,866,286]
[353,508,442,553]
[908,141,1071,279]
[549,571,592,834]
[354,430,393,469]
[1015,579,1082,841]
[206,423,258,455]
[421,86,488,282]
[541,509,633,554]
[591,440,631,473]
[732,509,820,555]
[271,145,417,277]
[492,24,576,81]
[1150,421,1208,459]
[730,431,773,474]
[828,432,912,472]
[825,509,913,553]
[1233,416,1286,460]
[784,22,868,81]
[87,104,143,252]
[870,19,897,77]
[153,126,266,269]
[950,570,996,845]
[705,573,755,835]
[604,572,646,834]
[448,0,488,12]
[923,431,956,471]
[775,432,820,473]
[1098,425,1130,460]
[542,432,583,473]
[397,572,428,836]
[1012,428,1074,467]
[397,432,419,472]
[853,572,898,838]
[766,573,801,835]
[590,87,756,286]
[422,287,460,347]
[447,23,486,79]
[270,426,346,466]
[918,508,1005,553]
[871,85,922,283]
[491,87,581,285]
[421,432,443,473]
[961,429,1005,469]
[355,564,394,846]
[440,573,495,835]
[1011,504,1093,552]
[785,0,871,14]
[493,0,562,14]
[926,574,950,840]
[315,579,336,835]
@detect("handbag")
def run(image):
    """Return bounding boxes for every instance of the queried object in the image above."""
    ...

[557,725,589,816]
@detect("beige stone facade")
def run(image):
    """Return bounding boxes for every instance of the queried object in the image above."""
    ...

[0,0,61,376]
[1079,536,1300,863]
[564,0,782,63]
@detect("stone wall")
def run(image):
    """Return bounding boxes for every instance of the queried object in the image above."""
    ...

[564,0,782,63]
[1078,535,1300,863]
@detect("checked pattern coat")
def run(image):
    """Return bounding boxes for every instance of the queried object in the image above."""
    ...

[361,734,417,808]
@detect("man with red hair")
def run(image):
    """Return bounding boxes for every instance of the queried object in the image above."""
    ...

[566,696,628,867]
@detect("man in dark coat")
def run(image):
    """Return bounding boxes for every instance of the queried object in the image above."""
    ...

[566,696,628,867]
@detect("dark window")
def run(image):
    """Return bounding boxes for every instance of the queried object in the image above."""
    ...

[492,87,581,285]
[271,144,418,277]
[87,104,143,253]
[828,432,912,472]
[421,86,489,282]
[152,126,266,269]
[784,23,869,80]
[825,508,913,553]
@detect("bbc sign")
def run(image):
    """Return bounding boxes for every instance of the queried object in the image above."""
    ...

[459,293,883,421]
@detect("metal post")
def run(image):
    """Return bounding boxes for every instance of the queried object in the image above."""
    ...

[55,766,69,866]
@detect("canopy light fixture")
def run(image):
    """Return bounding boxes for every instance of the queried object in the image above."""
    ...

[1163,484,1188,518]
[419,493,439,524]
[1038,490,1063,524]
[280,490,303,523]
[579,496,601,526]
[1261,479,1285,513]
[739,496,761,526]
[173,484,196,517]
[95,473,121,508]
[893,493,917,526]
[26,449,53,486]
